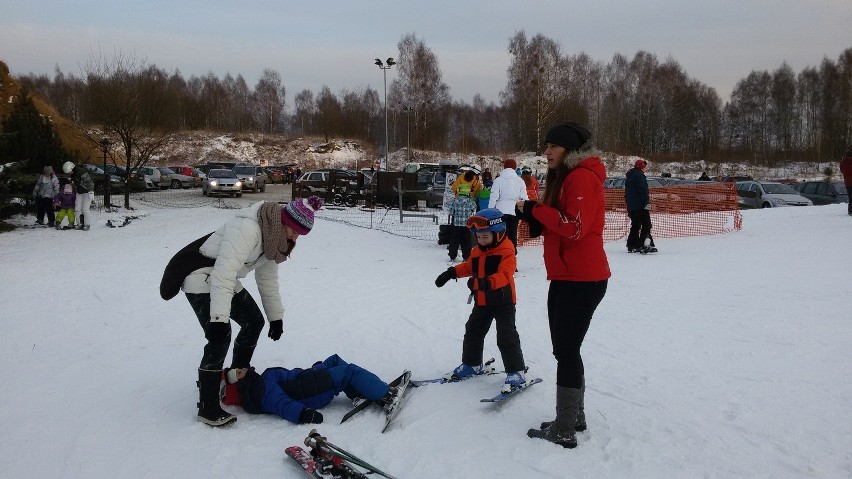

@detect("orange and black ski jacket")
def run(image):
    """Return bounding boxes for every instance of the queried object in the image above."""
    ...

[453,237,516,306]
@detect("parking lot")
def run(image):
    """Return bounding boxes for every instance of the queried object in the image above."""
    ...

[130,183,294,209]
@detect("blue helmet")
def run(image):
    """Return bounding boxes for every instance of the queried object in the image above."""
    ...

[467,208,506,233]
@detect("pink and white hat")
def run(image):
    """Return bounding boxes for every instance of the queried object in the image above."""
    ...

[281,196,323,235]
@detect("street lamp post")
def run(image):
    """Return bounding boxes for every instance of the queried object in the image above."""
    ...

[402,105,414,162]
[100,138,112,209]
[374,57,395,170]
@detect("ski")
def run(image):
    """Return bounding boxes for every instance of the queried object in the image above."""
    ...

[410,358,499,387]
[480,377,543,403]
[285,429,399,479]
[340,370,408,424]
[381,370,412,433]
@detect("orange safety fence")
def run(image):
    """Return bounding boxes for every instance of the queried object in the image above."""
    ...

[519,182,742,245]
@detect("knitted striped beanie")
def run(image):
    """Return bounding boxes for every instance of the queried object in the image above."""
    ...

[281,196,323,235]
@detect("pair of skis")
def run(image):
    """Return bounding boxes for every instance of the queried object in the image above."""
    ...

[339,370,412,433]
[410,358,542,403]
[286,429,398,479]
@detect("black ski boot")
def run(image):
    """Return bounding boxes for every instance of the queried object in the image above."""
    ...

[197,369,236,427]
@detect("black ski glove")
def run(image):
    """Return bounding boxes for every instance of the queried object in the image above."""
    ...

[268,319,283,341]
[435,267,456,287]
[205,321,230,343]
[299,408,324,424]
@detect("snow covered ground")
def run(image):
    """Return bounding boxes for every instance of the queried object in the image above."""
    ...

[0,202,850,478]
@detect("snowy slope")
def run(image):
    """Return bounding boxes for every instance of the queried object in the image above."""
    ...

[0,203,850,478]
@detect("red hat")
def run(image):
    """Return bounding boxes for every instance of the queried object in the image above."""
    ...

[504,159,517,170]
[635,159,647,169]
[221,369,241,405]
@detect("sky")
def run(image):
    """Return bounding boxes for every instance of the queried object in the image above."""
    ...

[0,190,850,478]
[2,0,850,108]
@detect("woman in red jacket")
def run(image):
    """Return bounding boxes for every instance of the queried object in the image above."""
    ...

[516,121,610,449]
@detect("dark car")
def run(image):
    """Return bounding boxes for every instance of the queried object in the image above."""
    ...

[263,167,286,184]
[793,181,849,205]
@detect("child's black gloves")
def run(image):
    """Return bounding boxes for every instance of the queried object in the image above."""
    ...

[435,267,456,287]
[299,408,324,424]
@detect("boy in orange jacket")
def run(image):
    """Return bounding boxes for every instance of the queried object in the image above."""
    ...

[435,208,527,393]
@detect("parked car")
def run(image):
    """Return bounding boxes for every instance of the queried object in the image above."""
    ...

[232,164,266,193]
[735,180,813,208]
[263,167,286,184]
[138,166,165,189]
[202,169,243,197]
[158,167,195,189]
[414,166,453,208]
[168,165,202,187]
[793,181,849,205]
[82,164,124,192]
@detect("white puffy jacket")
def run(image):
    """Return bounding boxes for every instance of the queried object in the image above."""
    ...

[488,168,528,214]
[182,202,284,324]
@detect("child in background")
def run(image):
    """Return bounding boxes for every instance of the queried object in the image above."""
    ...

[445,183,478,264]
[434,208,528,393]
[53,183,76,230]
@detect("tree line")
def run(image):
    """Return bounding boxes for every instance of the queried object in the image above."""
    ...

[12,33,852,164]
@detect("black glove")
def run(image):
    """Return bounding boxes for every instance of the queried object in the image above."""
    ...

[298,408,324,424]
[205,321,230,343]
[268,319,283,341]
[435,267,456,287]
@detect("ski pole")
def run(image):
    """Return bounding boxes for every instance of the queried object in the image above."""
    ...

[306,430,399,479]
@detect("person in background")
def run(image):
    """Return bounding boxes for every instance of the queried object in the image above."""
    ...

[488,159,528,253]
[625,159,656,253]
[33,165,59,226]
[452,165,483,198]
[515,121,610,449]
[53,183,76,230]
[159,196,323,427]
[445,183,478,263]
[220,354,397,425]
[434,208,528,394]
[477,170,493,211]
[62,162,94,230]
[698,171,711,181]
[521,166,540,201]
[841,148,852,216]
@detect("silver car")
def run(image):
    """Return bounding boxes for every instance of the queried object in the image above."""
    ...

[736,180,813,208]
[232,165,266,193]
[157,167,195,189]
[202,169,243,197]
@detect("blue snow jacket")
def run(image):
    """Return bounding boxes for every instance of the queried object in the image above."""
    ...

[624,167,650,212]
[235,354,388,423]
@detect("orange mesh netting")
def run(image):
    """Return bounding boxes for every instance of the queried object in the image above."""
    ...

[519,182,742,245]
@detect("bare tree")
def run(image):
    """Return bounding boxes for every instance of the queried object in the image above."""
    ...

[393,33,450,150]
[252,69,285,133]
[82,51,174,209]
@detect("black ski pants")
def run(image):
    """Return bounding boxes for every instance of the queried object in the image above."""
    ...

[36,197,55,224]
[461,304,525,373]
[626,209,652,250]
[547,280,607,388]
[447,225,472,261]
[502,214,520,254]
[186,289,265,371]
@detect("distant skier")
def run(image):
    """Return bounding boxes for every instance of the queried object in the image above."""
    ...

[32,165,59,226]
[53,183,76,229]
[625,159,656,253]
[434,208,528,394]
[221,354,397,424]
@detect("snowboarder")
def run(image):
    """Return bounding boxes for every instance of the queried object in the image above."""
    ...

[221,354,397,424]
[625,159,655,253]
[434,208,528,394]
[159,196,323,427]
[516,121,610,448]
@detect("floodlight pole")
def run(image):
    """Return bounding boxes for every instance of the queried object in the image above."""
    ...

[375,57,395,170]
[100,138,112,209]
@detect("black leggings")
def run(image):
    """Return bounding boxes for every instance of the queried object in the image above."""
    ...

[547,280,607,388]
[186,289,265,370]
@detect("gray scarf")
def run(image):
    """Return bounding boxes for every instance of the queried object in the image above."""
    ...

[257,202,293,264]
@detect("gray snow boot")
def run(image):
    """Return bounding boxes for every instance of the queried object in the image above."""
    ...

[540,376,586,432]
[197,369,236,427]
[528,386,581,448]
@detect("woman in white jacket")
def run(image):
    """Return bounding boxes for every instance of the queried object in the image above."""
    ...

[488,159,528,253]
[160,196,323,426]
